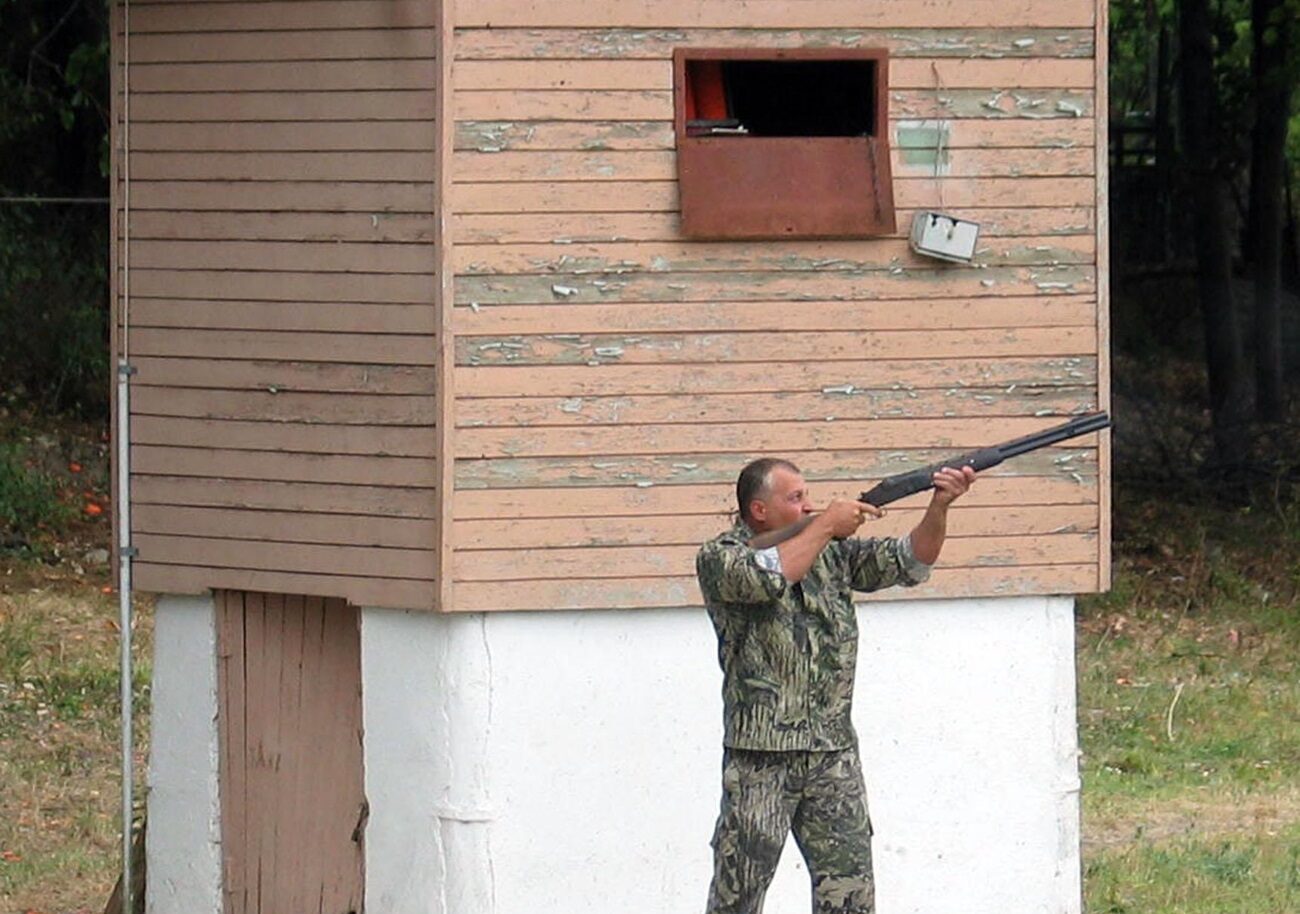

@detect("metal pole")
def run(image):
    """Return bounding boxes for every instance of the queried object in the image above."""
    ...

[118,0,135,909]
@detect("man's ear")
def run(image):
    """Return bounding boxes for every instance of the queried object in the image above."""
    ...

[749,499,767,524]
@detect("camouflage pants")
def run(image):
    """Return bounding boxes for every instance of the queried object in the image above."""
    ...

[706,747,874,914]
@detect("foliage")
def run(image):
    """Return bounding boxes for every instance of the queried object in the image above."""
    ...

[0,203,109,416]
[0,439,75,554]
[1,0,111,419]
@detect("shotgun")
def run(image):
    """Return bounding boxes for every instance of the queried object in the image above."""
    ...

[748,411,1110,550]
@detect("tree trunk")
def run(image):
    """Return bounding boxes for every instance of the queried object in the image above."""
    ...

[1179,0,1248,461]
[1155,23,1176,262]
[1249,0,1294,421]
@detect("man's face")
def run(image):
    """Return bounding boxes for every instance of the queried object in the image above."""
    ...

[749,466,813,532]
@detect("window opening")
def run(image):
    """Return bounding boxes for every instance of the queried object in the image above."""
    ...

[683,59,877,138]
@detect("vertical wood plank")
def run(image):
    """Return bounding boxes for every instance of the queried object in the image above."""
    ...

[435,0,456,612]
[1094,0,1112,590]
[216,590,246,914]
[216,590,365,913]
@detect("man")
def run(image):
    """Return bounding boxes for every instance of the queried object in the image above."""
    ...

[695,458,976,914]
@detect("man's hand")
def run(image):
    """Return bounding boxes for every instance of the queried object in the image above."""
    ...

[930,465,976,507]
[820,498,885,538]
[911,466,977,565]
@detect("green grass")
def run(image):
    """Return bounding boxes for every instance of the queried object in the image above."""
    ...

[1077,488,1300,913]
[0,563,151,914]
[1085,826,1300,913]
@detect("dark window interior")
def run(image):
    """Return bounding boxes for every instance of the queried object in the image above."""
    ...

[684,59,876,137]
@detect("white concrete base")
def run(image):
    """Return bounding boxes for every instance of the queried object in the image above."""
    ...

[361,596,1082,914]
[144,594,223,914]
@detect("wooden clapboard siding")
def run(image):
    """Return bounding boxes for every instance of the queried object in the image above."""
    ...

[451,208,1096,243]
[456,117,1096,151]
[455,28,1095,61]
[113,0,440,608]
[446,1,1108,610]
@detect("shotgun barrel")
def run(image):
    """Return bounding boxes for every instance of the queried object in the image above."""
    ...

[859,411,1111,507]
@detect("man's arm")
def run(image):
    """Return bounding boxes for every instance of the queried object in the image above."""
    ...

[775,500,880,582]
[907,466,976,565]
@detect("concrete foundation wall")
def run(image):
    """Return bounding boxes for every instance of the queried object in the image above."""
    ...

[361,596,1082,914]
[144,594,223,914]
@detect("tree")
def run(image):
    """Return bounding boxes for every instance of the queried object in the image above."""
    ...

[1179,0,1250,460]
[1248,0,1298,421]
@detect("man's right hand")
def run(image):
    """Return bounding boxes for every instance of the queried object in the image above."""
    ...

[820,499,884,539]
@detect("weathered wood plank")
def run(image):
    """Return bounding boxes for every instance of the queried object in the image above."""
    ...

[456,327,1095,370]
[454,414,1103,459]
[450,147,1095,183]
[130,59,437,93]
[125,175,1090,213]
[451,58,1095,91]
[453,235,1096,275]
[454,2,1096,30]
[451,177,1095,212]
[130,121,437,153]
[451,208,1096,243]
[125,211,437,244]
[451,295,1095,335]
[453,534,1097,580]
[454,117,1095,153]
[124,180,435,212]
[452,88,1092,121]
[121,30,437,64]
[131,300,437,334]
[134,504,436,549]
[214,590,247,911]
[452,27,1095,61]
[136,562,435,610]
[458,355,1097,398]
[454,446,1098,489]
[454,266,1097,305]
[130,151,438,183]
[128,90,436,122]
[133,387,438,426]
[133,475,437,518]
[135,534,435,580]
[450,564,1103,612]
[129,327,437,363]
[132,415,434,457]
[132,357,437,395]
[450,477,1099,520]
[129,1,438,34]
[130,238,435,273]
[455,388,1099,429]
[132,445,434,486]
[452,505,1098,550]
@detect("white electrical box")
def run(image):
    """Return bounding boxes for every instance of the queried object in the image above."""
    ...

[909,211,980,263]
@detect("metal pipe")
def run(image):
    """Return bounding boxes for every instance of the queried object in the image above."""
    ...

[118,0,135,909]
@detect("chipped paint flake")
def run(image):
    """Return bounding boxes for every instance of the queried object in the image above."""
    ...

[551,284,579,297]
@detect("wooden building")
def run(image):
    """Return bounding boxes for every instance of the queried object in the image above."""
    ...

[111,1,1108,912]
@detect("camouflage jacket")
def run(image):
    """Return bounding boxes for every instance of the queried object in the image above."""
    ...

[696,521,931,751]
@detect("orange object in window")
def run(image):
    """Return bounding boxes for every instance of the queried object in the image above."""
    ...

[685,60,728,121]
